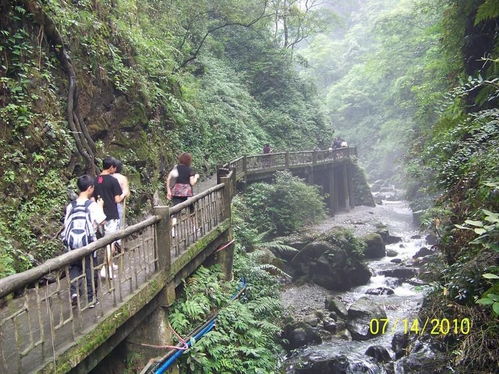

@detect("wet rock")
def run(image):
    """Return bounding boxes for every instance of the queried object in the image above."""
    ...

[365,287,394,295]
[425,234,438,245]
[396,341,449,373]
[328,311,337,320]
[365,345,391,363]
[257,248,284,268]
[386,249,398,257]
[282,322,322,350]
[347,297,387,340]
[303,314,319,327]
[413,247,433,258]
[376,226,390,242]
[363,233,386,258]
[385,235,402,244]
[411,234,421,239]
[290,229,371,291]
[399,243,405,248]
[325,296,348,318]
[384,277,402,288]
[338,329,352,341]
[335,320,346,332]
[380,267,417,280]
[391,332,409,359]
[294,353,379,374]
[322,318,337,333]
[390,258,402,264]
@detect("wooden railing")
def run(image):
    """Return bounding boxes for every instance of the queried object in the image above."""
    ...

[0,172,233,374]
[223,146,356,179]
[0,147,355,373]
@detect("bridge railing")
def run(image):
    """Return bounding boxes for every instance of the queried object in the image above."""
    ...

[223,147,357,177]
[0,174,233,374]
[169,183,227,260]
[0,215,161,374]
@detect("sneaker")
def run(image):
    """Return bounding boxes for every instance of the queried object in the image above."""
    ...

[71,293,78,307]
[88,300,100,309]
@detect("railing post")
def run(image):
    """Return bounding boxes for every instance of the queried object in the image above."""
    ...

[154,206,171,272]
[218,173,235,281]
[285,151,289,168]
[242,155,247,175]
[154,206,177,307]
[312,150,317,165]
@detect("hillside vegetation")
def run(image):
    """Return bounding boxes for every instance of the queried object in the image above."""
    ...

[302,0,498,371]
[0,0,332,275]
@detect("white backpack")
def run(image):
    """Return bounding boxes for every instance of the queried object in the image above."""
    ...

[61,200,94,250]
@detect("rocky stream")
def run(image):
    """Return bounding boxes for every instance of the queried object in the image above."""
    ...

[276,198,441,374]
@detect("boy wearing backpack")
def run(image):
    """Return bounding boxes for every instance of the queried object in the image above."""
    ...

[62,175,106,308]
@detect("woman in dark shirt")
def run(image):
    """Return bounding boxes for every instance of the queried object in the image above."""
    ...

[166,152,199,206]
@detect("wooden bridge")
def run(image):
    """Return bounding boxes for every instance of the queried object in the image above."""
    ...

[0,147,357,374]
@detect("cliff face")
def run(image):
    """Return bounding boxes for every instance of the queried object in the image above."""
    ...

[0,1,329,274]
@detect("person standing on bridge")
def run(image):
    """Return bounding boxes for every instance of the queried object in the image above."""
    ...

[93,157,123,279]
[166,153,200,237]
[166,152,199,207]
[62,175,106,308]
[112,159,130,229]
[263,143,272,167]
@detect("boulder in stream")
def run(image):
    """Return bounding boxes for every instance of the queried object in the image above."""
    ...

[391,331,409,359]
[413,246,434,258]
[386,249,398,257]
[294,352,383,374]
[325,296,348,318]
[365,345,391,363]
[365,287,394,295]
[291,229,371,291]
[347,297,387,340]
[380,267,417,280]
[362,233,386,258]
[281,322,322,350]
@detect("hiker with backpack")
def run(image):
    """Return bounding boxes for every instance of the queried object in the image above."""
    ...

[62,175,106,308]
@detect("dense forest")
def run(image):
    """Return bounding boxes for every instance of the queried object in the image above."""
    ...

[0,0,334,273]
[0,0,498,373]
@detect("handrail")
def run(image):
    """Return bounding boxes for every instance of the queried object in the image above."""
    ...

[169,183,224,215]
[0,215,161,298]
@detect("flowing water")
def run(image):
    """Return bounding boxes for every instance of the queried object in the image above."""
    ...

[282,200,430,373]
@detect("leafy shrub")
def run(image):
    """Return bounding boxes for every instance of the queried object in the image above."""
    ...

[170,256,282,373]
[236,171,326,236]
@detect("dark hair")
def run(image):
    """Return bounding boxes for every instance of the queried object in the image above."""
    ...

[178,152,192,166]
[77,175,95,192]
[102,156,116,170]
[115,159,123,173]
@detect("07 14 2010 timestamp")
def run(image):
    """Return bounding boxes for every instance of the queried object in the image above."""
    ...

[369,318,472,335]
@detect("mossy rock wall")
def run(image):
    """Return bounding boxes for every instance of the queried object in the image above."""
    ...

[350,161,375,207]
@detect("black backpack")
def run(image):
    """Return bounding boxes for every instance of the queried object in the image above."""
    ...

[61,200,94,250]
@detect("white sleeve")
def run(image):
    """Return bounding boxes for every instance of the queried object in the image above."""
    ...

[170,167,179,178]
[89,201,106,226]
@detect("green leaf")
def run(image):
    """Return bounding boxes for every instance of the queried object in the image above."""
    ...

[482,273,499,280]
[493,302,499,315]
[473,228,487,235]
[477,297,494,305]
[464,220,483,227]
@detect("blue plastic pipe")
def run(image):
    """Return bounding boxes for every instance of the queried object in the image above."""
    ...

[153,319,216,374]
[152,278,246,374]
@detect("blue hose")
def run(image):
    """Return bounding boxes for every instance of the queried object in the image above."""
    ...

[153,319,216,374]
[152,278,246,374]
